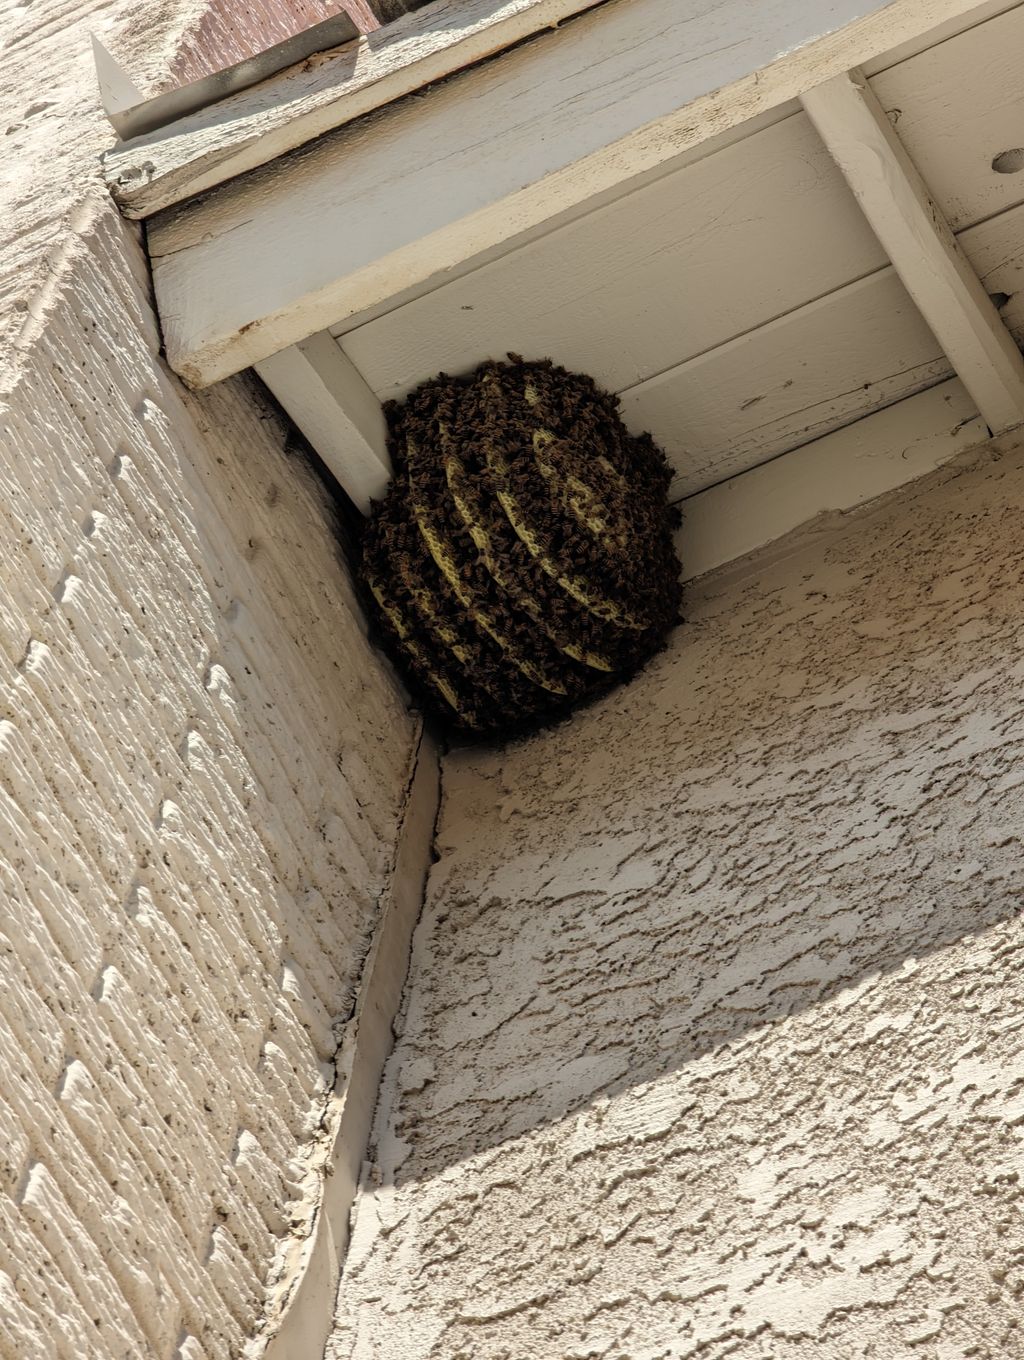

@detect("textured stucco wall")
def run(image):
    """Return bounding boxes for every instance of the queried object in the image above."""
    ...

[1,0,185,373]
[0,203,418,1359]
[0,5,419,1352]
[331,437,1024,1360]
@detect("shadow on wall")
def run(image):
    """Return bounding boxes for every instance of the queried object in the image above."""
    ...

[377,439,1024,1182]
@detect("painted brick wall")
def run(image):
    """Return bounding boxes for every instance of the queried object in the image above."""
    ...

[331,438,1024,1360]
[0,194,416,1360]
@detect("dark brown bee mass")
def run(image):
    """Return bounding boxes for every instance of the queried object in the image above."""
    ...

[358,356,682,739]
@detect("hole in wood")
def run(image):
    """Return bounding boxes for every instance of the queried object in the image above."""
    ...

[989,291,1012,311]
[992,148,1024,175]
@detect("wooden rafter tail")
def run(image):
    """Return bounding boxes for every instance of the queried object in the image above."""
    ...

[800,68,1024,436]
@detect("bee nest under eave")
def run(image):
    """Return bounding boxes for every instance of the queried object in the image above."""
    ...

[358,355,683,741]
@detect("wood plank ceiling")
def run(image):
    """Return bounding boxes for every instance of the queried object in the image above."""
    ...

[333,0,1024,501]
[127,0,1024,558]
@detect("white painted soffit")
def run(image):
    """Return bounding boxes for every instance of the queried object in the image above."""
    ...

[147,0,1014,389]
[113,0,1024,578]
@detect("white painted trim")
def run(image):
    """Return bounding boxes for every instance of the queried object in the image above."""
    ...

[104,0,608,218]
[150,0,1004,388]
[255,335,390,513]
[254,737,439,1360]
[860,0,1022,72]
[325,96,804,339]
[680,379,988,579]
[801,70,1024,434]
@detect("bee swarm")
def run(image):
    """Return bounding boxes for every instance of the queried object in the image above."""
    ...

[358,356,682,739]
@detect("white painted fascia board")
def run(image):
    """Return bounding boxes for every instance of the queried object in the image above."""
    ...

[104,0,609,218]
[149,0,1001,389]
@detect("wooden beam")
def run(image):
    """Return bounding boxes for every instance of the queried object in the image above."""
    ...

[149,0,1004,389]
[680,378,986,580]
[254,335,390,512]
[104,0,608,218]
[801,69,1024,435]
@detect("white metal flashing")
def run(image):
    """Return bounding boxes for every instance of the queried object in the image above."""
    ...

[254,736,439,1360]
[94,11,365,139]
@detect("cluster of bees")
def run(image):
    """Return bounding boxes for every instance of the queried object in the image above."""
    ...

[359,357,682,739]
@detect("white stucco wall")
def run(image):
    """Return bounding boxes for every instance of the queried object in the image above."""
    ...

[331,436,1024,1360]
[1,6,419,1356]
